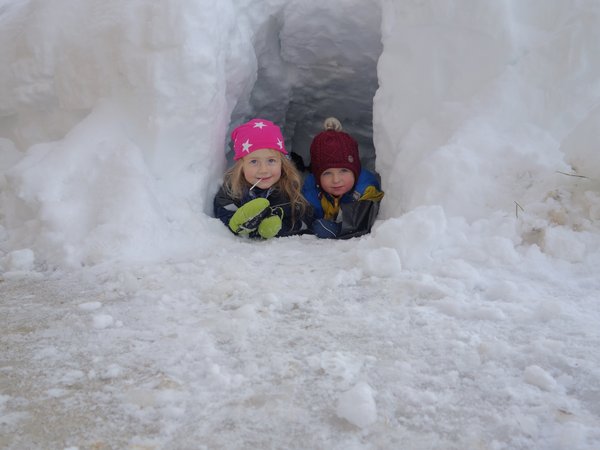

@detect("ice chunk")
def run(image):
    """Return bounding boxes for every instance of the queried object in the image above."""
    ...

[371,206,447,269]
[336,382,377,428]
[524,365,557,391]
[2,249,35,272]
[92,314,114,329]
[362,247,401,277]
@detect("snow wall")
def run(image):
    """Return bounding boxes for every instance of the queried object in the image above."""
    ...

[1,0,599,270]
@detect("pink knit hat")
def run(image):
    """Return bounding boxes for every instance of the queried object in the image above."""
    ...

[231,118,287,161]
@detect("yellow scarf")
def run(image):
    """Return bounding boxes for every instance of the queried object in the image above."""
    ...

[321,186,384,221]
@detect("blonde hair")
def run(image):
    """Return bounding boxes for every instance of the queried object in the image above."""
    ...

[223,154,309,222]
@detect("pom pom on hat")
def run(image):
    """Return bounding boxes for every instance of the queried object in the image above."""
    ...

[310,117,361,183]
[323,117,342,131]
[232,118,287,161]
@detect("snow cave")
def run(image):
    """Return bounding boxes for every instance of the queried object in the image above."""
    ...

[1,0,599,270]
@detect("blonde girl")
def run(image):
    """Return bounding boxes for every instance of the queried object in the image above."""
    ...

[214,118,312,238]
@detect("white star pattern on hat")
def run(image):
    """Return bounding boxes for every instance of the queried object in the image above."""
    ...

[277,138,283,149]
[242,139,253,153]
[253,121,266,129]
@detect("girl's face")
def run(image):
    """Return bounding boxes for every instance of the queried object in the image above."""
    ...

[242,148,282,190]
[319,168,355,197]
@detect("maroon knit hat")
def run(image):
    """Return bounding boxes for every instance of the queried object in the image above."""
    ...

[310,120,361,183]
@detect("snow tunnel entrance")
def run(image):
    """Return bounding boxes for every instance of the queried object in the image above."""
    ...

[229,1,383,173]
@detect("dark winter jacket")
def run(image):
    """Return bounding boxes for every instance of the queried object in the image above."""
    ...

[301,169,384,239]
[214,184,312,238]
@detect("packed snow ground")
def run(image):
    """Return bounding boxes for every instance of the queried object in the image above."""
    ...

[2,227,600,449]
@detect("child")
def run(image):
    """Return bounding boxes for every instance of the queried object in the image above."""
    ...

[302,117,384,239]
[214,118,312,239]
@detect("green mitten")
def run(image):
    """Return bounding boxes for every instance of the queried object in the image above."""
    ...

[229,198,270,235]
[258,214,282,239]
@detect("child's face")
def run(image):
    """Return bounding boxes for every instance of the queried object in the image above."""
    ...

[242,148,282,190]
[319,168,355,197]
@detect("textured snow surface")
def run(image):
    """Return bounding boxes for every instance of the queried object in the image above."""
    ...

[1,0,600,448]
[2,233,600,449]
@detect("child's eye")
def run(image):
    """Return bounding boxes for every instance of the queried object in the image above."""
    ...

[340,168,350,173]
[248,160,258,165]
[268,159,277,164]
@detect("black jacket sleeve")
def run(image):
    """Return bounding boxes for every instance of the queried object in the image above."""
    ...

[338,200,380,239]
[213,185,239,227]
[269,196,313,237]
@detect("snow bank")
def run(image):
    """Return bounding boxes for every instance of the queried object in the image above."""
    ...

[375,0,600,220]
[1,0,251,267]
[373,0,600,267]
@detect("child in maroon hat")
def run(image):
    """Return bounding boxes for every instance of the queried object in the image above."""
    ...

[214,118,312,239]
[302,117,384,239]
